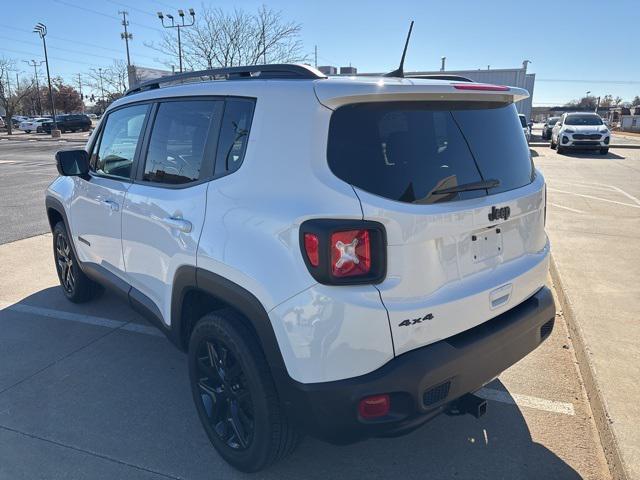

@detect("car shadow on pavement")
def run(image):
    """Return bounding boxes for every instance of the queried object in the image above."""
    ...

[0,288,582,480]
[560,151,625,160]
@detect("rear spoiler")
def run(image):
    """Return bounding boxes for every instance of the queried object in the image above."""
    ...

[314,78,530,110]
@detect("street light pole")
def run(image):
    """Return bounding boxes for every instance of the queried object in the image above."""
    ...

[97,68,105,114]
[33,23,59,136]
[23,60,44,116]
[119,10,133,67]
[76,73,84,114]
[157,8,195,73]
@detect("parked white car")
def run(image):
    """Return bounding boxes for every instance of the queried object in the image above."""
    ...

[19,117,52,133]
[46,64,555,472]
[551,112,610,154]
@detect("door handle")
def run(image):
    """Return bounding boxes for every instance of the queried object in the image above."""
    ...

[101,199,119,212]
[162,217,192,233]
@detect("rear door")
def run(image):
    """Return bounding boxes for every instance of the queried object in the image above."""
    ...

[327,101,548,355]
[121,98,224,325]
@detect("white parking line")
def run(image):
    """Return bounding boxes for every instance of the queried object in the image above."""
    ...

[548,203,585,214]
[477,387,575,416]
[1,300,576,416]
[548,188,640,209]
[0,302,163,337]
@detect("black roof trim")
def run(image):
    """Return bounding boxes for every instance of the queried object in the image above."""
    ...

[126,64,326,96]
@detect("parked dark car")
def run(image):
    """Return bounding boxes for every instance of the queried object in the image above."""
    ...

[542,117,560,140]
[41,114,92,133]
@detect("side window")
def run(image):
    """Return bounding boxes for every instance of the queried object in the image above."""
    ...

[215,99,255,176]
[93,104,148,179]
[143,100,221,184]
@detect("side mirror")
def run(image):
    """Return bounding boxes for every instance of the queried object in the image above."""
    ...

[55,149,89,177]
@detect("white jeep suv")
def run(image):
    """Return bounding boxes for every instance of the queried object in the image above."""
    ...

[46,64,555,472]
[551,112,610,154]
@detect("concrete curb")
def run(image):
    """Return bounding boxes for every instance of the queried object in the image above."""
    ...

[530,142,640,149]
[549,255,628,480]
[0,136,87,144]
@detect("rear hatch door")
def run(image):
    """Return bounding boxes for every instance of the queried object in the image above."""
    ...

[326,97,548,356]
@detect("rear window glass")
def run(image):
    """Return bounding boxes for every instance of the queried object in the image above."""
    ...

[519,115,527,128]
[328,102,534,204]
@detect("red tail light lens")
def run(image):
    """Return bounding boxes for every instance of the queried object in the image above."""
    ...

[330,229,371,277]
[453,83,510,91]
[358,394,390,419]
[300,220,386,285]
[303,233,320,267]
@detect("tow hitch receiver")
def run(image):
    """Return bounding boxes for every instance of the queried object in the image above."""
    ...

[446,393,488,419]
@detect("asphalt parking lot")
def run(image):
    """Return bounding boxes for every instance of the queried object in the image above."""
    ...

[0,139,617,479]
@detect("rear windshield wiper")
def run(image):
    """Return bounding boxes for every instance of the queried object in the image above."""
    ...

[431,179,500,195]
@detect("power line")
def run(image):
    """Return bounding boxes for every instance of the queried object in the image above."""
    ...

[51,0,165,33]
[0,23,159,61]
[0,35,124,63]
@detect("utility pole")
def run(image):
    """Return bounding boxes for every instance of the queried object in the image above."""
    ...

[157,8,195,73]
[23,60,44,116]
[76,73,84,114]
[33,23,59,136]
[97,68,105,114]
[119,10,133,67]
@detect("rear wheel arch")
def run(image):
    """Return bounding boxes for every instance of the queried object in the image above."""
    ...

[171,267,289,379]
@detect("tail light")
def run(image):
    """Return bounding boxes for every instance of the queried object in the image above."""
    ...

[300,220,386,285]
[453,83,510,91]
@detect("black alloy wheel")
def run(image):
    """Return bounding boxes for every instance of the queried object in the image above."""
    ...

[195,338,254,450]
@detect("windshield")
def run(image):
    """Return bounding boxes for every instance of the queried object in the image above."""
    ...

[519,115,527,128]
[328,102,534,205]
[565,115,603,126]
[548,118,559,126]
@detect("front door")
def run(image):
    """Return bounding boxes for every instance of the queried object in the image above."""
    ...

[122,99,223,324]
[68,103,149,277]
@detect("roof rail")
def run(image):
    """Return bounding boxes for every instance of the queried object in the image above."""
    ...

[407,74,474,82]
[126,63,326,96]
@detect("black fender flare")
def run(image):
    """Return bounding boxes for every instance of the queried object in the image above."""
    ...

[171,266,296,404]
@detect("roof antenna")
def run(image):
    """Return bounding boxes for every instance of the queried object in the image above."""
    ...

[384,20,414,78]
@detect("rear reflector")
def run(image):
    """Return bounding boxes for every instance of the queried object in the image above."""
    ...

[330,229,371,277]
[358,394,390,419]
[453,83,510,91]
[303,233,320,267]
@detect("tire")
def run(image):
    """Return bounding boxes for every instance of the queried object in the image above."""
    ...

[550,136,557,149]
[25,130,31,133]
[556,144,564,154]
[600,148,609,155]
[52,222,100,303]
[188,310,300,472]
[36,127,42,133]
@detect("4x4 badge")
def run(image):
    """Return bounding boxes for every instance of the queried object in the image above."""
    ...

[488,205,510,222]
[398,313,434,327]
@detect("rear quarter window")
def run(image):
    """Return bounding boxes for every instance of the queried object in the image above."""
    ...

[327,101,534,204]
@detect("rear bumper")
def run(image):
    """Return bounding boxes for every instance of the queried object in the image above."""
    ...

[281,287,555,443]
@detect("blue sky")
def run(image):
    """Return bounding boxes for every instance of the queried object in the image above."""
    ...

[2,0,639,105]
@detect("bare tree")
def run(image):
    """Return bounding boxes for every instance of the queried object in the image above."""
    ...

[146,5,307,70]
[86,60,129,99]
[0,58,34,134]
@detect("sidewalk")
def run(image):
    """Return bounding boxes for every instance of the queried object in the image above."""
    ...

[537,150,640,480]
[0,131,89,143]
